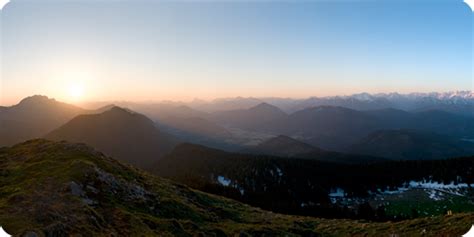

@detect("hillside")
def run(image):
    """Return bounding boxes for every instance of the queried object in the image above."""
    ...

[45,107,178,169]
[0,139,472,236]
[242,135,322,157]
[349,129,474,160]
[127,103,209,121]
[157,116,232,139]
[155,143,474,220]
[266,106,379,150]
[211,103,287,130]
[0,95,86,146]
[242,135,382,164]
[256,106,474,152]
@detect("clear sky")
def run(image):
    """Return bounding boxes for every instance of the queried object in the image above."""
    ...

[0,0,472,105]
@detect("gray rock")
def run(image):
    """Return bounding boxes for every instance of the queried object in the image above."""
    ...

[69,181,85,197]
[82,198,98,206]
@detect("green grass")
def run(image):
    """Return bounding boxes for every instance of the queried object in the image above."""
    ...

[370,189,474,218]
[0,139,472,236]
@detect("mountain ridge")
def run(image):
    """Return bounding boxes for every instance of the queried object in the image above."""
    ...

[2,139,472,236]
[348,129,474,160]
[0,95,87,146]
[45,106,178,169]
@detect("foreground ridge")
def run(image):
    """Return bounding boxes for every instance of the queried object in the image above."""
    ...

[0,139,472,236]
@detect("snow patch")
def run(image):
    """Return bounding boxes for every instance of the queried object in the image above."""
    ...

[427,190,444,201]
[409,181,472,189]
[329,188,345,203]
[217,176,231,187]
[276,167,283,177]
[329,188,345,197]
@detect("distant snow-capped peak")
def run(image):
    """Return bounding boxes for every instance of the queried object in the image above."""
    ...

[351,91,473,102]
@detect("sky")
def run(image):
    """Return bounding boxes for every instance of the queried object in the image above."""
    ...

[0,0,472,105]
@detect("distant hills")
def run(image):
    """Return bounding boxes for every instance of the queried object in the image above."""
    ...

[210,102,287,130]
[243,135,321,157]
[157,116,231,139]
[263,106,379,150]
[98,102,233,144]
[46,107,178,168]
[2,94,474,161]
[0,95,86,146]
[223,105,474,152]
[349,129,474,160]
[187,91,474,116]
[243,135,384,164]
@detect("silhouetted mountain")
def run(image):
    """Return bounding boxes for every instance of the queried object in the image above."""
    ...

[114,103,230,141]
[412,110,474,138]
[0,95,86,146]
[45,107,178,168]
[243,135,384,163]
[288,94,394,113]
[362,108,415,128]
[190,97,264,112]
[211,103,287,130]
[93,104,118,113]
[264,106,380,150]
[349,129,474,160]
[187,91,474,116]
[130,103,208,121]
[258,106,474,151]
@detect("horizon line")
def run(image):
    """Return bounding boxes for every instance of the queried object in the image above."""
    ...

[2,90,472,107]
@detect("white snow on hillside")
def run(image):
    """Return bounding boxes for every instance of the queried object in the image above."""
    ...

[328,179,473,203]
[217,176,231,186]
[408,180,473,189]
[329,188,345,197]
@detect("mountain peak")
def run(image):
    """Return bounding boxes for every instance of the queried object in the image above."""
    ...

[99,106,147,119]
[105,106,134,114]
[18,95,56,106]
[245,135,322,157]
[46,106,178,168]
[249,102,286,114]
[254,102,272,108]
[259,135,316,149]
[351,92,374,101]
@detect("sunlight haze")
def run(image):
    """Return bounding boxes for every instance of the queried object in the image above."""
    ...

[0,0,472,105]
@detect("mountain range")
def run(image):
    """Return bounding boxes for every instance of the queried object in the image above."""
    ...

[186,91,474,116]
[348,129,474,160]
[225,105,474,152]
[1,94,474,236]
[2,95,474,161]
[209,102,287,131]
[242,135,384,164]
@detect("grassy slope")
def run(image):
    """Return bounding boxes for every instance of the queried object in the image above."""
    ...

[0,140,472,236]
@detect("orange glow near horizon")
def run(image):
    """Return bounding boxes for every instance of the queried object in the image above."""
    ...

[1,82,471,108]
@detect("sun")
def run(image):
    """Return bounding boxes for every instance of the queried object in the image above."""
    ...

[67,82,85,101]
